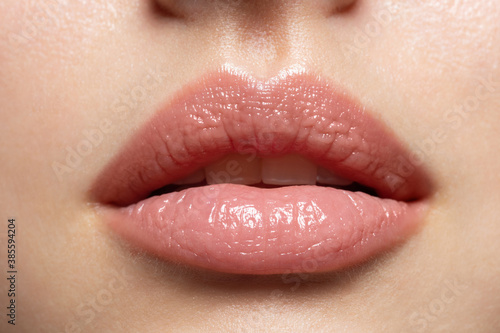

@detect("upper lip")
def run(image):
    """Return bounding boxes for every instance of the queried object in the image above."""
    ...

[90,66,433,207]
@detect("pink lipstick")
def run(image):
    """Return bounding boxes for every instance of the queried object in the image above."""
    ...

[90,67,433,275]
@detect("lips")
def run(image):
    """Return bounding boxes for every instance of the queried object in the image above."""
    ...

[90,66,433,275]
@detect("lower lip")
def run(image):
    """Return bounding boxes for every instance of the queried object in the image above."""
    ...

[100,184,427,275]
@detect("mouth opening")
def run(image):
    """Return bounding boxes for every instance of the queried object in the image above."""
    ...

[148,180,379,199]
[141,153,382,200]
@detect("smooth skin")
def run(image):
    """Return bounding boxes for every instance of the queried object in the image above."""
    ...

[1,0,499,332]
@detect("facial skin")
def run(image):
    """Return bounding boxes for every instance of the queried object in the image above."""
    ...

[1,0,499,332]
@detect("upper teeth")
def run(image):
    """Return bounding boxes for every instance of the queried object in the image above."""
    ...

[174,154,353,187]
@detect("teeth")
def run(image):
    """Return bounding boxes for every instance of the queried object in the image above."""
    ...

[316,166,353,186]
[173,169,205,185]
[173,154,355,187]
[206,154,261,185]
[262,154,317,185]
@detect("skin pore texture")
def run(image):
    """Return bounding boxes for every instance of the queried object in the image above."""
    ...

[1,0,499,332]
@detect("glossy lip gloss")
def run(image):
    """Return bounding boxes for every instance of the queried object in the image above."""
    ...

[90,66,433,275]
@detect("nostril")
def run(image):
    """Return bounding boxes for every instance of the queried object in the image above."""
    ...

[152,0,358,18]
[150,0,185,19]
[152,0,207,19]
[152,0,221,18]
[325,0,358,14]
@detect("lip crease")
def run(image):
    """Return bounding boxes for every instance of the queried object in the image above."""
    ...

[90,66,433,275]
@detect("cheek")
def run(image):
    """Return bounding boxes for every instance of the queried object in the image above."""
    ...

[392,2,499,95]
[0,0,124,71]
[0,0,131,136]
[362,1,500,135]
[0,1,132,207]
